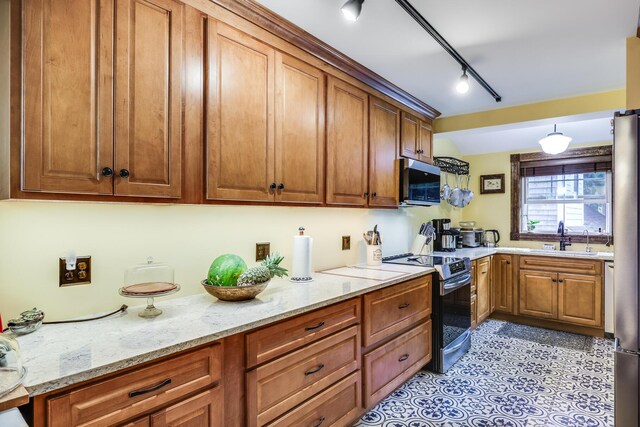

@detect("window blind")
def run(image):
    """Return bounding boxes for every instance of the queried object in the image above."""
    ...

[520,155,612,177]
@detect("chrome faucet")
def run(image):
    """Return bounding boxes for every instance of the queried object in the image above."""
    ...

[583,230,593,252]
[558,221,572,251]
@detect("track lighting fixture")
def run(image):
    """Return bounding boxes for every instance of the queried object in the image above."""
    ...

[538,124,572,155]
[341,0,364,22]
[456,68,469,94]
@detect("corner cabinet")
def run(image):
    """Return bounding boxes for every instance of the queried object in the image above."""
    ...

[493,254,514,314]
[206,22,325,204]
[326,77,369,206]
[21,0,184,198]
[475,256,493,324]
[400,112,433,164]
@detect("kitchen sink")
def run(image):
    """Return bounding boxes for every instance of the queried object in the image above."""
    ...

[527,249,599,256]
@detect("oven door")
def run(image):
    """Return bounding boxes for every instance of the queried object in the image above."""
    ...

[440,273,472,372]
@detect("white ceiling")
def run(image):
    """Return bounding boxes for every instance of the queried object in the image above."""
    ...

[254,0,639,116]
[436,113,614,155]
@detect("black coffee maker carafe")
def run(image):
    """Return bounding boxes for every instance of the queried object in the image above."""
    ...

[432,219,455,252]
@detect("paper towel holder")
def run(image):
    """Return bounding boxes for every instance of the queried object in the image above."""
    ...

[290,226,313,283]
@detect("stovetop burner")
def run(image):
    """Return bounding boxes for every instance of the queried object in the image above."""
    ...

[382,253,462,267]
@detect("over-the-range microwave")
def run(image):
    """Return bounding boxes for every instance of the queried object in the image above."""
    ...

[399,158,441,206]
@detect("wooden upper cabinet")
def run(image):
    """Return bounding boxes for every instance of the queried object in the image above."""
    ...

[368,97,399,208]
[557,273,602,327]
[519,270,558,319]
[22,0,114,195]
[400,112,432,163]
[207,22,275,202]
[326,76,369,206]
[475,257,492,324]
[493,254,514,314]
[114,0,184,198]
[274,53,325,204]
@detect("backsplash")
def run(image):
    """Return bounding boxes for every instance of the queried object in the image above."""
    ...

[0,200,449,325]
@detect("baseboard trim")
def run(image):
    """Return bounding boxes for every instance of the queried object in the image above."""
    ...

[489,312,605,338]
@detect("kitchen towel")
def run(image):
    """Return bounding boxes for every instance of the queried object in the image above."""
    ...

[291,234,313,282]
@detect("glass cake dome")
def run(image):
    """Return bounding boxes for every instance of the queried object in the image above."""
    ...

[0,333,26,397]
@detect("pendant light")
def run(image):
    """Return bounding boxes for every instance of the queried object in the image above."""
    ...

[538,124,572,155]
[341,0,364,22]
[456,68,469,94]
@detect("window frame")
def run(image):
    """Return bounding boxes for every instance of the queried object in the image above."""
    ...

[510,146,613,245]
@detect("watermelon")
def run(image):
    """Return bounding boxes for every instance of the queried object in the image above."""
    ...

[207,254,247,287]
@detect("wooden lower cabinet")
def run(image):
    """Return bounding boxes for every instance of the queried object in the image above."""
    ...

[519,270,558,319]
[150,386,224,427]
[493,254,514,314]
[470,294,477,329]
[475,257,492,324]
[266,372,361,427]
[363,320,432,408]
[557,273,602,327]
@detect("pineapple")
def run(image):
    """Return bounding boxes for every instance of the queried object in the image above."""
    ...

[237,252,288,286]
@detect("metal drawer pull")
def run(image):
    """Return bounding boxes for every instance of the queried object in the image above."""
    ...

[398,353,409,362]
[398,303,410,309]
[305,321,325,331]
[304,364,325,376]
[312,416,326,427]
[128,378,171,398]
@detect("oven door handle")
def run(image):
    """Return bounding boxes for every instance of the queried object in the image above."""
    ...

[442,272,472,292]
[443,330,471,354]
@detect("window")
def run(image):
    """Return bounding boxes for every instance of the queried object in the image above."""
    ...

[521,171,612,234]
[510,146,613,244]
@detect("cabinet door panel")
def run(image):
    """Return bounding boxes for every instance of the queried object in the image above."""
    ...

[400,112,419,160]
[519,270,558,319]
[494,254,514,314]
[476,257,492,324]
[207,22,275,202]
[558,273,602,327]
[22,0,114,195]
[369,98,399,208]
[274,53,324,204]
[114,0,183,198]
[326,77,368,206]
[418,120,433,163]
[150,386,223,427]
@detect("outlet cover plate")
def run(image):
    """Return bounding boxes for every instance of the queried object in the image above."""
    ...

[256,243,270,261]
[59,256,92,287]
[342,236,351,250]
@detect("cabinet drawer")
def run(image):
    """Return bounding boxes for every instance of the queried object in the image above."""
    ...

[363,276,431,347]
[47,343,222,427]
[246,298,360,368]
[266,371,362,427]
[363,320,431,408]
[519,256,602,275]
[248,326,360,426]
[150,385,223,427]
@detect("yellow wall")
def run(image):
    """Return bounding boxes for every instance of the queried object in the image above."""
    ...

[462,144,615,252]
[628,36,640,109]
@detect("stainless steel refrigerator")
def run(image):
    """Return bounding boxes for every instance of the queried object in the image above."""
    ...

[613,110,640,427]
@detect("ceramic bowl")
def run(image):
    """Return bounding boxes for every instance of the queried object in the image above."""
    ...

[201,279,269,301]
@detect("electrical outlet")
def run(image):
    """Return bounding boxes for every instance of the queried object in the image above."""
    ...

[342,235,351,250]
[59,256,92,287]
[256,243,270,261]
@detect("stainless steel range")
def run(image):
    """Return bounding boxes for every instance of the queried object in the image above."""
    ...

[383,253,472,373]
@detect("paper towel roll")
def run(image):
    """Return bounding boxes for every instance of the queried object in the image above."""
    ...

[291,235,313,282]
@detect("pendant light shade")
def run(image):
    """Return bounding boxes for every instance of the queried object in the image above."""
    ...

[341,0,364,22]
[538,125,572,155]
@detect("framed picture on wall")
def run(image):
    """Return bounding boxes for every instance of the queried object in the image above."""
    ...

[480,174,505,194]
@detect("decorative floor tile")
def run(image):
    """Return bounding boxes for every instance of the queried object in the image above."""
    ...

[354,320,614,427]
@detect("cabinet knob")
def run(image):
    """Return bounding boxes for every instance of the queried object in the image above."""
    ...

[398,353,409,362]
[269,182,277,190]
[119,169,130,179]
[506,261,511,264]
[558,279,564,283]
[372,192,377,198]
[552,278,557,282]
[364,192,369,198]
[277,183,285,190]
[101,167,113,177]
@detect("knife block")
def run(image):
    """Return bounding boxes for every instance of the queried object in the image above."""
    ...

[410,235,432,255]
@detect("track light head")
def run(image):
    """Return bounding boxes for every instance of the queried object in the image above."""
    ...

[341,0,364,22]
[456,68,469,94]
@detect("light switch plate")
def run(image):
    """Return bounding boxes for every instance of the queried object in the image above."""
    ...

[256,243,270,261]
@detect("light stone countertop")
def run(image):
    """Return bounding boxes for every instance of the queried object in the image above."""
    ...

[432,246,614,262]
[15,263,434,396]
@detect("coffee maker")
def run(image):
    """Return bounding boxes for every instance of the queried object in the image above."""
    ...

[432,219,456,252]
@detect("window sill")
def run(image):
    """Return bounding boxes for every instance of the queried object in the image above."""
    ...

[510,232,612,245]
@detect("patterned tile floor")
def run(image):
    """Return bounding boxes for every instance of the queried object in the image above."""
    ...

[354,320,614,427]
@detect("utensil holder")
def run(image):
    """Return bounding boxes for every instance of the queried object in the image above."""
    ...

[410,235,429,255]
[366,245,382,266]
